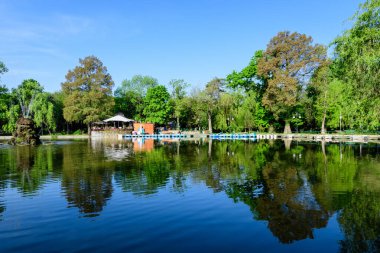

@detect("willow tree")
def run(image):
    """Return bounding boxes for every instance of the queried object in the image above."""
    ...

[332,0,380,130]
[62,56,114,134]
[258,31,326,133]
[4,79,44,132]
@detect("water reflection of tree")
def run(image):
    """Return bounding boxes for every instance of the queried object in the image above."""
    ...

[225,142,330,244]
[337,147,380,253]
[257,156,329,243]
[114,145,171,195]
[61,142,114,217]
[0,145,56,195]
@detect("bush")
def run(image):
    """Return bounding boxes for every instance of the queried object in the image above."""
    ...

[73,130,82,135]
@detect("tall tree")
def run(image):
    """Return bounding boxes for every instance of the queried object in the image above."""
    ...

[169,79,190,130]
[62,56,114,134]
[258,31,327,133]
[143,85,172,125]
[332,0,380,130]
[204,78,225,133]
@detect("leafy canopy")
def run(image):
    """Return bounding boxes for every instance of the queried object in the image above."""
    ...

[143,85,172,124]
[258,31,327,120]
[62,56,114,125]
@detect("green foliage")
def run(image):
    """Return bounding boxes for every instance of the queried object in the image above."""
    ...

[258,32,327,121]
[51,92,66,132]
[332,0,380,130]
[0,85,10,130]
[169,79,190,129]
[115,75,158,98]
[227,50,265,93]
[73,129,82,135]
[2,104,19,133]
[143,85,172,124]
[14,79,43,118]
[114,75,158,121]
[30,92,56,133]
[62,56,114,128]
[1,79,55,133]
[169,79,189,100]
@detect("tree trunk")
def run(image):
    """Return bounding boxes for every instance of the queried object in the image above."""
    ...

[284,120,292,134]
[284,139,292,150]
[177,116,180,130]
[321,112,326,134]
[321,90,328,134]
[268,124,274,133]
[88,124,91,136]
[208,139,212,158]
[208,112,212,133]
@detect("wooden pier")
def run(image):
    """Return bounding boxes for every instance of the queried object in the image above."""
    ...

[118,134,188,140]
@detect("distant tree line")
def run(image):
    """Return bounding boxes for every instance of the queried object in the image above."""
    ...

[0,0,379,134]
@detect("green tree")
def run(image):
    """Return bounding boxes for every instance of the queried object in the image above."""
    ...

[0,61,9,130]
[15,79,43,118]
[62,56,114,134]
[115,75,158,97]
[114,75,158,120]
[236,90,269,132]
[204,78,225,133]
[226,50,265,94]
[30,92,56,134]
[332,0,380,130]
[0,85,10,131]
[3,79,56,133]
[215,92,237,132]
[311,65,346,133]
[189,91,209,131]
[258,31,327,133]
[169,79,190,130]
[51,92,66,133]
[143,85,172,125]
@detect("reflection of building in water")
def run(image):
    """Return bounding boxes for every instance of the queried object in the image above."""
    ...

[91,139,133,161]
[133,138,154,152]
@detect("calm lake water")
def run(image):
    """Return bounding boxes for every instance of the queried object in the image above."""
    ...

[0,139,379,253]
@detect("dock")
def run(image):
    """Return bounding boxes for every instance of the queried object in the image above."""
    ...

[118,134,189,140]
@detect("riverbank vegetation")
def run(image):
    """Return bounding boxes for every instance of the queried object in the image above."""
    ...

[0,0,379,135]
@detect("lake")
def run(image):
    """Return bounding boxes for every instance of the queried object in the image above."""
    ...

[0,139,379,253]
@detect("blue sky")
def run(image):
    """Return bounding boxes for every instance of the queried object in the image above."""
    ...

[0,0,362,92]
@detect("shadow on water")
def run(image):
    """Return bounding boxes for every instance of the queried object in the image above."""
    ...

[0,139,379,251]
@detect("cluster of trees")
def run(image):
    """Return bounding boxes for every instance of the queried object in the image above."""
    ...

[0,0,378,134]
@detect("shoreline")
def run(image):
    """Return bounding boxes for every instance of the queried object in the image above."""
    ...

[0,133,379,144]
